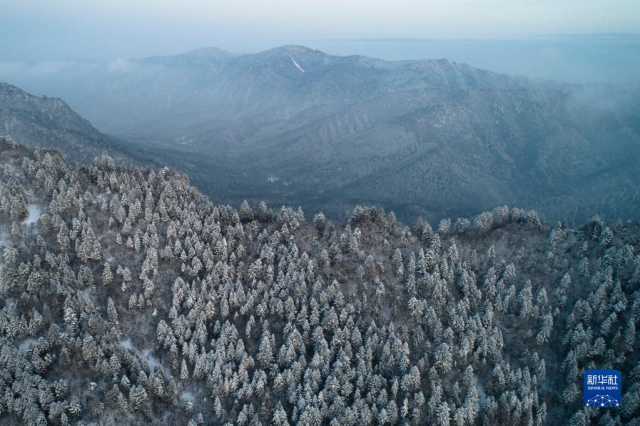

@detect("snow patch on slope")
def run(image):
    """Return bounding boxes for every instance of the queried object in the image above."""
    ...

[23,205,42,226]
[143,349,162,371]
[289,56,305,73]
[18,338,39,353]
[119,338,134,351]
[120,339,166,373]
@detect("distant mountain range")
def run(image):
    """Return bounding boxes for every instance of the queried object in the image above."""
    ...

[2,46,640,222]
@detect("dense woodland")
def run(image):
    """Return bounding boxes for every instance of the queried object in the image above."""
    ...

[1,136,639,425]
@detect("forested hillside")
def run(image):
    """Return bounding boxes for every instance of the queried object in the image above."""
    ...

[0,83,133,164]
[1,137,639,425]
[4,47,640,223]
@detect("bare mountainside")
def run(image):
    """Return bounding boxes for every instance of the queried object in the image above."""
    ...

[3,47,640,222]
[1,138,640,425]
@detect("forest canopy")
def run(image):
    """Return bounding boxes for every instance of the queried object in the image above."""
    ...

[0,137,639,425]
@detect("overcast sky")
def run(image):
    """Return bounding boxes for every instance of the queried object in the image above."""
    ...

[2,0,639,60]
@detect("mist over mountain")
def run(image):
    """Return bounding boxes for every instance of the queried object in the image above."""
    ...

[312,35,640,86]
[1,46,639,224]
[3,1,640,424]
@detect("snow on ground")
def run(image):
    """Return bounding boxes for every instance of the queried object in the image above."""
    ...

[0,205,40,246]
[120,339,166,373]
[142,349,162,371]
[289,56,305,73]
[23,205,42,226]
[119,338,134,351]
[18,338,39,353]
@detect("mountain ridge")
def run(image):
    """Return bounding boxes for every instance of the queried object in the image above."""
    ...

[1,47,639,223]
[0,82,134,163]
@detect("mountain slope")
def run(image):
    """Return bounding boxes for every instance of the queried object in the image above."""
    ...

[0,82,131,162]
[5,47,640,222]
[1,139,640,425]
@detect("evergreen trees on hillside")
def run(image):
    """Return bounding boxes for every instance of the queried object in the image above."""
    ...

[0,138,638,424]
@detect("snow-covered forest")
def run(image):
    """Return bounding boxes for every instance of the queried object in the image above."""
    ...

[0,136,639,425]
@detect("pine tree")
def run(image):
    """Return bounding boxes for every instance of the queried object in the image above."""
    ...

[107,297,119,323]
[129,385,148,411]
[103,262,113,285]
[180,359,190,380]
[257,329,274,368]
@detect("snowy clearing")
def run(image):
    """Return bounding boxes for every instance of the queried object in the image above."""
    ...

[23,205,42,226]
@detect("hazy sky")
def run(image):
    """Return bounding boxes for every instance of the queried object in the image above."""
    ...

[2,0,639,60]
